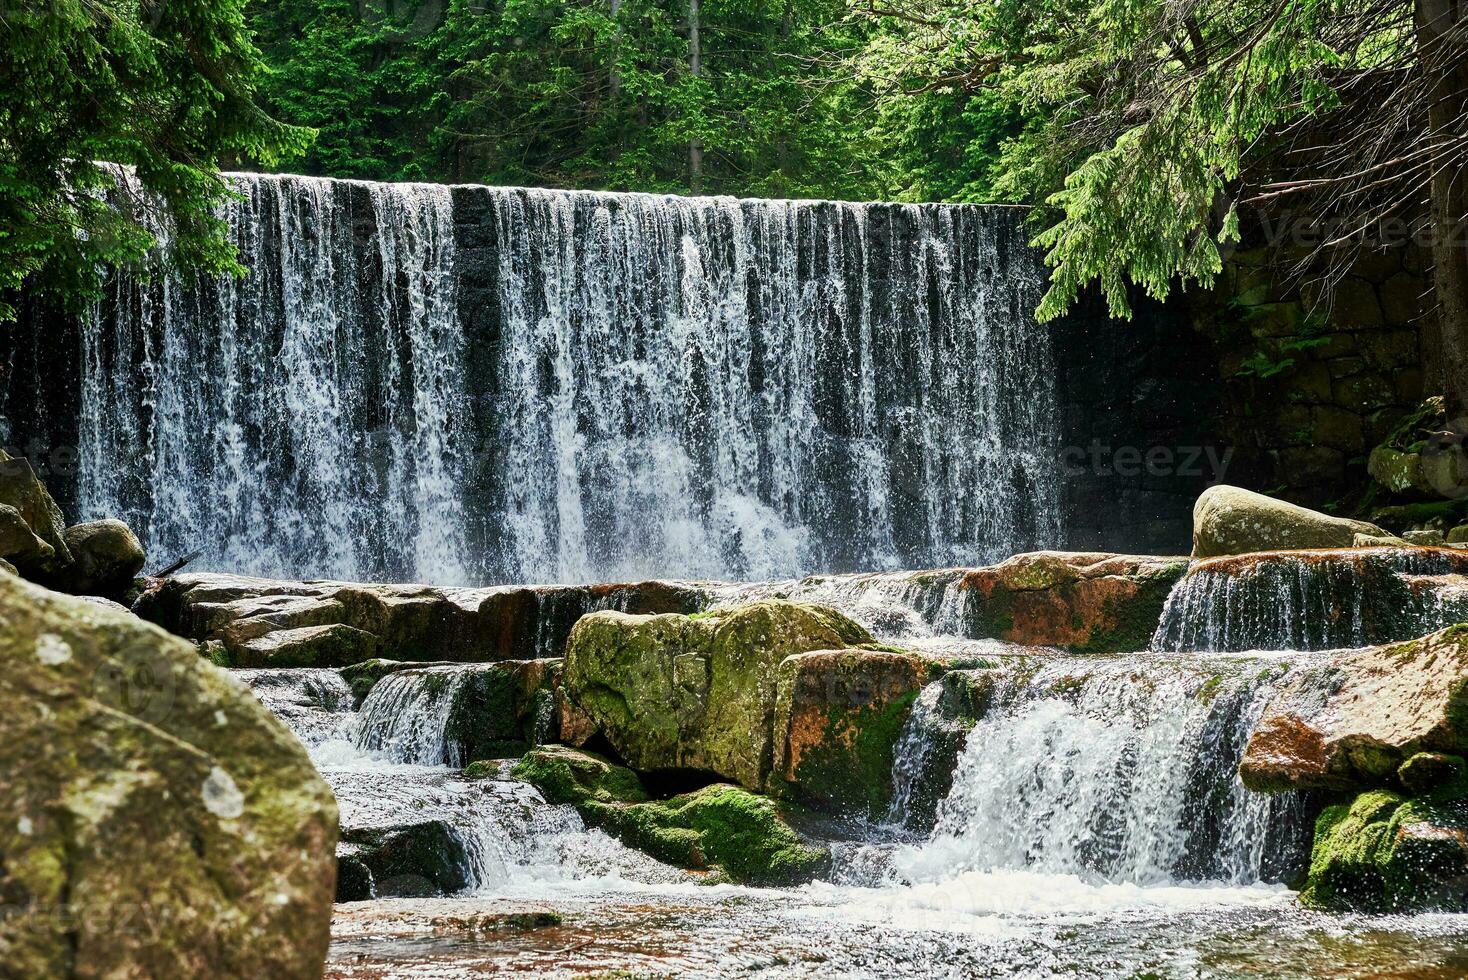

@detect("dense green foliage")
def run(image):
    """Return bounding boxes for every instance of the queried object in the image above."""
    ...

[251,0,890,199]
[858,0,1466,331]
[0,0,305,324]
[6,0,1463,380]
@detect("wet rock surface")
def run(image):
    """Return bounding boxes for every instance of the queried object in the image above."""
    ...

[770,649,939,818]
[1301,755,1468,912]
[513,747,830,885]
[1240,624,1468,793]
[955,551,1188,652]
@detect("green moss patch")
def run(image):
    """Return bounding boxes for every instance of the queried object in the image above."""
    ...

[1302,758,1468,912]
[513,748,828,885]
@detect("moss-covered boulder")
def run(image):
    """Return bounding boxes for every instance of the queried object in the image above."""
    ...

[955,551,1187,652]
[769,649,937,818]
[1301,756,1468,912]
[1193,484,1393,558]
[337,821,472,901]
[564,601,874,790]
[59,518,146,600]
[1241,624,1468,793]
[512,745,649,805]
[513,748,829,885]
[0,574,338,978]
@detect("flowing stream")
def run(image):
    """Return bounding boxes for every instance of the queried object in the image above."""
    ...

[236,633,1468,978]
[1151,548,1468,652]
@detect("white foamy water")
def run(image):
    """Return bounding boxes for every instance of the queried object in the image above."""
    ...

[1151,549,1468,652]
[56,169,1059,585]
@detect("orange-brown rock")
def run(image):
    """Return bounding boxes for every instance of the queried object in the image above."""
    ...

[955,551,1188,652]
[1241,624,1468,792]
[769,649,939,817]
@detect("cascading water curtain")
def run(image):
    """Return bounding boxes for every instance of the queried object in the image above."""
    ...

[68,172,1060,585]
[79,168,472,584]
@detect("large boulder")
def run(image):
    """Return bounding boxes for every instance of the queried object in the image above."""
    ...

[1240,625,1468,793]
[0,451,71,574]
[955,552,1188,652]
[563,601,875,790]
[1193,484,1393,558]
[0,574,338,978]
[769,649,937,818]
[60,519,146,600]
[1301,757,1468,912]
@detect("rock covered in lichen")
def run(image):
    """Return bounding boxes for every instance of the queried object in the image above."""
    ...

[564,601,875,790]
[1301,754,1468,912]
[1240,624,1468,793]
[769,649,937,818]
[1192,484,1394,557]
[0,574,338,978]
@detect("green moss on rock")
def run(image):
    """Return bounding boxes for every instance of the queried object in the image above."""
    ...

[512,747,828,885]
[564,600,875,790]
[769,649,934,818]
[512,746,649,805]
[1302,758,1468,912]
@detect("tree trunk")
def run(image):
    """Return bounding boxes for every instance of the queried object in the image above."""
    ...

[609,0,622,99]
[1417,0,1468,413]
[689,0,703,194]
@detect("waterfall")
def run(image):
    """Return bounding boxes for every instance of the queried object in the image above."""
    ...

[78,167,470,584]
[889,656,1315,887]
[1151,548,1468,652]
[353,666,480,767]
[240,666,686,895]
[23,169,1060,585]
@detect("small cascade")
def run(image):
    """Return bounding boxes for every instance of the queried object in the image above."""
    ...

[884,682,959,830]
[706,569,968,643]
[888,655,1316,887]
[237,668,355,747]
[1151,548,1468,652]
[242,665,681,895]
[353,666,481,767]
